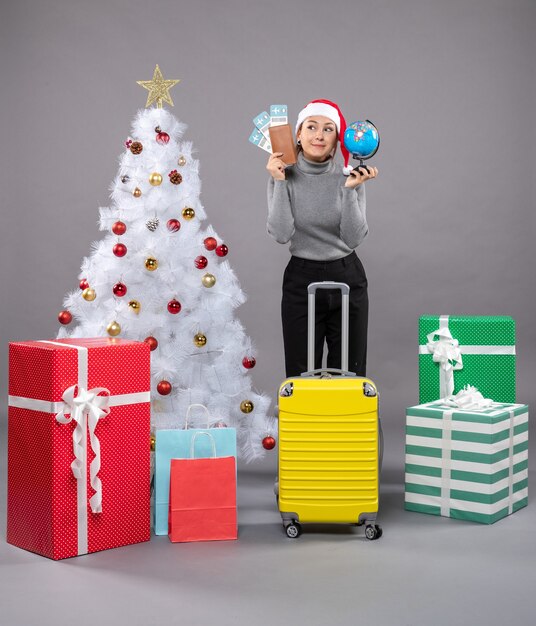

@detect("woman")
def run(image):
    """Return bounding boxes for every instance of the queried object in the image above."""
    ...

[267,99,378,377]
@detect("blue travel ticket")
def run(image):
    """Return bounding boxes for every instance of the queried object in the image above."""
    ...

[270,104,288,126]
[248,127,272,153]
[253,111,271,139]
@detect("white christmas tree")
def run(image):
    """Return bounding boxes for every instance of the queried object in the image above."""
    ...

[57,65,276,460]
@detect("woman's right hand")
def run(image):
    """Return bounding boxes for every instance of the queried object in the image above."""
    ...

[266,152,287,180]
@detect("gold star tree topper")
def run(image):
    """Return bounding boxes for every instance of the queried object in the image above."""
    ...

[137,65,180,108]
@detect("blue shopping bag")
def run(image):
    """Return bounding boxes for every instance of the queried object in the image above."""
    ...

[154,404,237,536]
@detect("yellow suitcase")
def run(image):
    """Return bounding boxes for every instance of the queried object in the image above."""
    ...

[277,282,382,540]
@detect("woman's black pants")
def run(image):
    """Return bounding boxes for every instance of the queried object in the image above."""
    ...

[281,251,368,378]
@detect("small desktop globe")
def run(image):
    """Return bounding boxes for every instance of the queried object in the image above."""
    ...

[344,120,380,160]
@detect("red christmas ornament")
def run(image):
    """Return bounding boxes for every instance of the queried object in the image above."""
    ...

[156,131,170,145]
[157,380,172,395]
[112,221,127,236]
[113,243,127,257]
[144,336,158,351]
[79,278,89,290]
[204,237,217,251]
[166,218,181,233]
[194,255,208,269]
[58,310,72,325]
[262,436,276,450]
[215,244,229,257]
[167,299,182,314]
[113,282,127,297]
[242,356,256,369]
[125,139,133,149]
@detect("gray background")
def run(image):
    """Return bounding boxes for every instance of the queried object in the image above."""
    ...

[1,1,535,624]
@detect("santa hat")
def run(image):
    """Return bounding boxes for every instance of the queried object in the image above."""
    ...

[295,99,352,175]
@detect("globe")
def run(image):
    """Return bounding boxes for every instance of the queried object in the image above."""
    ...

[344,120,380,161]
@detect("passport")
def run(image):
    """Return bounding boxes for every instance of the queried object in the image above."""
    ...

[268,123,297,165]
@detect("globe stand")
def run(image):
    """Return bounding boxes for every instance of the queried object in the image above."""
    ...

[352,157,371,175]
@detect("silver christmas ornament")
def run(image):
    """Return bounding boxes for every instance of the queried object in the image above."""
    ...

[146,217,160,232]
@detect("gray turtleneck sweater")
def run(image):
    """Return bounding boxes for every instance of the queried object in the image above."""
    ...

[267,153,368,261]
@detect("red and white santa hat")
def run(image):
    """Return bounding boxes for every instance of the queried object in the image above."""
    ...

[295,99,352,175]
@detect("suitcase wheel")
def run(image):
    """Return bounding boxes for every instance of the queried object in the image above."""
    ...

[365,524,382,540]
[285,522,302,539]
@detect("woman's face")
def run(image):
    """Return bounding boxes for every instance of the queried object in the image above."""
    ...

[297,115,338,162]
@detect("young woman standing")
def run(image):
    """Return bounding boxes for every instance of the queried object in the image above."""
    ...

[266,99,378,377]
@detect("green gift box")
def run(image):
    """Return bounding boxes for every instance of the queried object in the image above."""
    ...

[405,400,529,524]
[419,315,516,403]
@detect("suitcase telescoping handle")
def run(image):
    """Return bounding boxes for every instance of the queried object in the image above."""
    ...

[306,281,351,376]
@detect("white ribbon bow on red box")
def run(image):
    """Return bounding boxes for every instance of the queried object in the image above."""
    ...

[55,384,111,514]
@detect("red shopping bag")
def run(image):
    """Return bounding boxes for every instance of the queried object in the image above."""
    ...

[168,432,237,542]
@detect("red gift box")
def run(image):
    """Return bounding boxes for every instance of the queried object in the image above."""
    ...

[7,338,151,560]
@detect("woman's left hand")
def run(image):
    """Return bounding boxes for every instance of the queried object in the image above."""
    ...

[344,165,379,189]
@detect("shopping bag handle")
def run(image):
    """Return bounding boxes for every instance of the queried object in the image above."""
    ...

[190,431,217,458]
[185,403,211,429]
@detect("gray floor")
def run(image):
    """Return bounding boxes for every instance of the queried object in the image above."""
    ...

[2,420,535,626]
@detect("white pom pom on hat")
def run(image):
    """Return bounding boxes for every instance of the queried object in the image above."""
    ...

[295,99,353,175]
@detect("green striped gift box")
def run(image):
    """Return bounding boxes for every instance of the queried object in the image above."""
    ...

[405,401,529,524]
[419,315,516,404]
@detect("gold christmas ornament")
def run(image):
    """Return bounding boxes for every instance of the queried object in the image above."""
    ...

[149,172,163,186]
[178,156,187,166]
[145,257,158,271]
[194,333,207,347]
[128,300,141,314]
[240,400,254,414]
[133,187,142,198]
[182,207,195,220]
[201,273,216,288]
[82,288,96,301]
[107,321,121,337]
[136,64,180,109]
[150,433,156,452]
